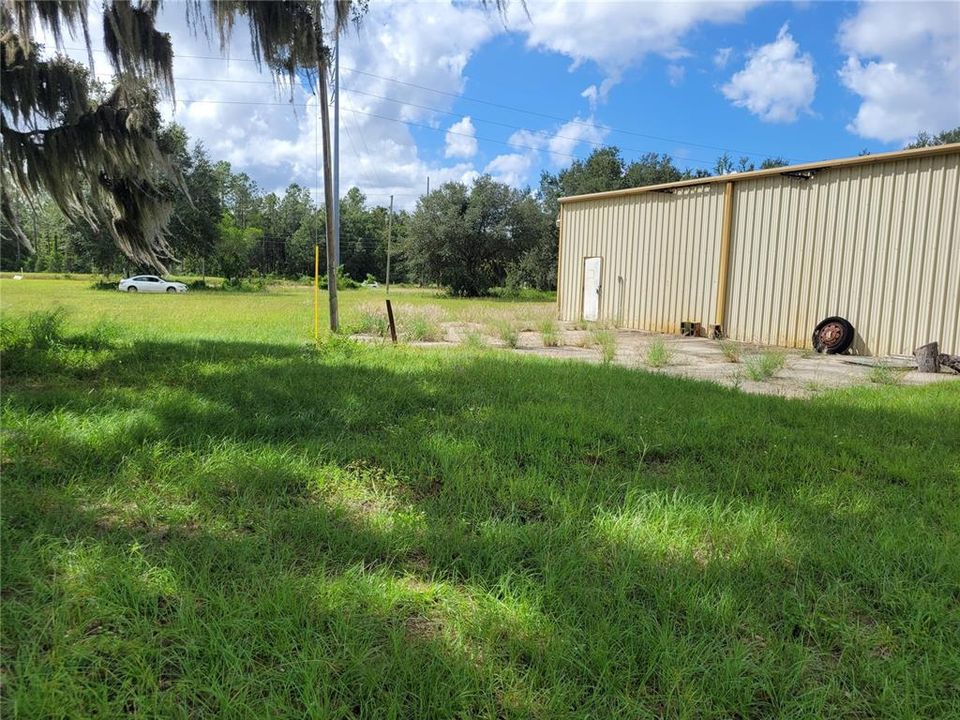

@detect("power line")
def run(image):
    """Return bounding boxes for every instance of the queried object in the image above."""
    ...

[76,45,786,160]
[120,71,719,164]
[157,96,652,163]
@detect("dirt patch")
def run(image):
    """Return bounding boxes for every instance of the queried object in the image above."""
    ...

[362,324,960,398]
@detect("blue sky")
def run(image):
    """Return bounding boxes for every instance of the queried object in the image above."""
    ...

[53,1,960,208]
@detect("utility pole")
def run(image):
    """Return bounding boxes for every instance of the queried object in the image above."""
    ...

[332,31,340,268]
[316,26,338,332]
[385,194,393,294]
[426,176,430,196]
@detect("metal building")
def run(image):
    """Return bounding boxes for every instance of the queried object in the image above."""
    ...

[557,144,960,356]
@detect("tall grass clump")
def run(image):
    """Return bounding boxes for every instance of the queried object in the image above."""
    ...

[495,320,519,348]
[644,339,672,368]
[868,362,905,386]
[26,307,68,349]
[401,307,444,342]
[718,338,741,363]
[744,351,786,381]
[1,307,69,350]
[591,327,617,364]
[539,319,560,347]
[352,303,388,337]
[461,330,487,350]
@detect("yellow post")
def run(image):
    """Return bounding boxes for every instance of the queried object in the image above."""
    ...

[313,243,320,340]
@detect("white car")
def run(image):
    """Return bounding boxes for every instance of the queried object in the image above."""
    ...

[118,275,188,293]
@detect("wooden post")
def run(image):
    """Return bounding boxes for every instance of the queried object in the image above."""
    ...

[914,342,940,373]
[385,299,397,343]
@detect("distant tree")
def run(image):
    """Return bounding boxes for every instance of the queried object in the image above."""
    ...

[759,156,789,169]
[157,126,222,271]
[214,214,262,282]
[905,127,960,148]
[714,153,736,175]
[623,153,685,187]
[407,176,542,296]
[340,187,384,282]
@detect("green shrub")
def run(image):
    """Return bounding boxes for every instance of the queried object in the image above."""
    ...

[744,351,786,381]
[488,286,556,302]
[645,339,672,368]
[319,266,361,290]
[591,327,618,364]
[539,319,560,347]
[718,338,741,363]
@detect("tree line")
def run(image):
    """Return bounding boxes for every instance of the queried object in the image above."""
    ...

[6,120,958,294]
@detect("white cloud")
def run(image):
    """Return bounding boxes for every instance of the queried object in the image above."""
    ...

[713,47,733,68]
[580,75,621,110]
[667,64,686,86]
[510,0,761,105]
[837,1,960,143]
[30,0,772,210]
[507,128,549,152]
[484,153,535,187]
[546,116,607,164]
[721,24,816,122]
[444,116,478,158]
[512,1,759,69]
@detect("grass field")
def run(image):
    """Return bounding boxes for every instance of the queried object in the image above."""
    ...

[3,278,959,718]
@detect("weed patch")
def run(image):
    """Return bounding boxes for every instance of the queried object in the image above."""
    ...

[644,339,673,368]
[494,320,519,348]
[718,338,741,363]
[539,319,560,347]
[590,327,618,364]
[744,351,787,381]
[868,362,906,386]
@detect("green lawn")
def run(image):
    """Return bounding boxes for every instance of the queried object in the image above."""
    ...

[2,278,959,718]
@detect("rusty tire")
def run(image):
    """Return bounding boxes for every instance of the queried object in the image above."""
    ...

[812,316,854,354]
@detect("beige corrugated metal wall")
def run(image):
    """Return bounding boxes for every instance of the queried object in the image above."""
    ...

[725,152,960,354]
[558,147,960,356]
[559,184,725,334]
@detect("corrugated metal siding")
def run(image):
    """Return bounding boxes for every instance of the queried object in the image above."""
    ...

[558,184,726,333]
[558,149,960,356]
[725,152,960,355]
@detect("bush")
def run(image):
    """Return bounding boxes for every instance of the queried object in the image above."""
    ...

[223,276,267,292]
[488,286,556,302]
[744,351,786,381]
[645,339,672,368]
[320,266,361,290]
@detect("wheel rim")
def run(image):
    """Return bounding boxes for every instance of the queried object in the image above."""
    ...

[817,321,846,350]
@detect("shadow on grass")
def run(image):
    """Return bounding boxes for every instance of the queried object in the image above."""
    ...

[3,336,959,717]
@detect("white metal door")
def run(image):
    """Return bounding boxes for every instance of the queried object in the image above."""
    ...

[582,257,601,321]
